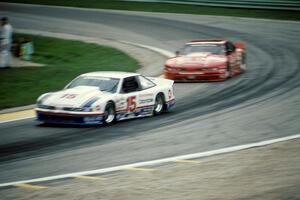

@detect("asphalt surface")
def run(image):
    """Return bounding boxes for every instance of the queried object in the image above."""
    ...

[0,3,300,184]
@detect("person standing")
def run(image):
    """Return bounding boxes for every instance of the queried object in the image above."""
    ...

[0,17,13,68]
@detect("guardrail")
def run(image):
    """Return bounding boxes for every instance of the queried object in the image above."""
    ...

[122,0,300,11]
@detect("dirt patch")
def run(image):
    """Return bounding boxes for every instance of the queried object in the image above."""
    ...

[1,138,299,200]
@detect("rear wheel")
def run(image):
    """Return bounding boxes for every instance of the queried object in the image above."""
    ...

[225,66,232,79]
[103,102,115,124]
[240,53,247,71]
[153,94,164,115]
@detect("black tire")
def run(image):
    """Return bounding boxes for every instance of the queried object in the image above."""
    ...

[241,53,247,71]
[225,66,232,79]
[153,94,165,115]
[103,102,115,125]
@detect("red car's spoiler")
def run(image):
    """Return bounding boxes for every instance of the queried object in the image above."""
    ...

[234,42,246,50]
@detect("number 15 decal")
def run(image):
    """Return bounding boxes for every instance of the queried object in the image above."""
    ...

[126,96,136,112]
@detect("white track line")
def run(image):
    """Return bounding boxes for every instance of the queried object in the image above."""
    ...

[1,134,299,187]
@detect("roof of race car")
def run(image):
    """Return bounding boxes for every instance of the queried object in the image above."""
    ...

[80,71,140,79]
[187,40,227,45]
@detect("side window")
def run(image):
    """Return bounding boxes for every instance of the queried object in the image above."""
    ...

[225,41,236,53]
[122,76,140,93]
[138,76,156,90]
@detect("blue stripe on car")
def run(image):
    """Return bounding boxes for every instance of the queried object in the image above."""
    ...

[82,97,100,108]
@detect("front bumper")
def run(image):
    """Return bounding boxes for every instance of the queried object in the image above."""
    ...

[36,109,104,125]
[164,70,227,82]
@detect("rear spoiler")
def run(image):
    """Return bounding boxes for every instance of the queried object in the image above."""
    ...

[234,42,246,50]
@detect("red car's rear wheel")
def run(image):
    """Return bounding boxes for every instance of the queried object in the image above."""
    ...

[241,53,247,71]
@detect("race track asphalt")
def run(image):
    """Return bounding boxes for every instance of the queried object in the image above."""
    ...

[0,3,300,184]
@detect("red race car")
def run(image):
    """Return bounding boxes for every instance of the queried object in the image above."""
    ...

[164,40,246,82]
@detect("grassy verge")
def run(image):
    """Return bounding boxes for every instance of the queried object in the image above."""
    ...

[0,34,139,109]
[2,0,300,21]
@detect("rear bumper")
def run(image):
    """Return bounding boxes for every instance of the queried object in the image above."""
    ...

[164,71,227,82]
[36,110,104,125]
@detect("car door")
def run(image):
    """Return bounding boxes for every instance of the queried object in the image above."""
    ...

[119,76,141,119]
[136,75,157,114]
[117,75,157,120]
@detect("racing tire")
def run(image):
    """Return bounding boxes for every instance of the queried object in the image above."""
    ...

[225,66,232,79]
[153,93,164,115]
[240,53,247,71]
[103,102,116,125]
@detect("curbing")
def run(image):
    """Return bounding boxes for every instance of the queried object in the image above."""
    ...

[0,105,35,114]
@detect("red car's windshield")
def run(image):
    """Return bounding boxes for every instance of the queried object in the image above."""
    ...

[180,44,225,55]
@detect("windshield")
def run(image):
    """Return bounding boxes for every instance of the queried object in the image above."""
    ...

[66,76,120,93]
[180,44,225,55]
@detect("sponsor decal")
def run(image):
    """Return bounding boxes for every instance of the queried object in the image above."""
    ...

[139,93,153,98]
[139,98,154,104]
[116,105,154,121]
[116,98,126,110]
[126,96,137,112]
[168,89,172,99]
[95,105,101,111]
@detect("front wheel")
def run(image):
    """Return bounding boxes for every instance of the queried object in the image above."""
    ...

[103,102,115,125]
[153,94,164,115]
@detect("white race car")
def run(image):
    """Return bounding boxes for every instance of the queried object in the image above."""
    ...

[36,71,175,125]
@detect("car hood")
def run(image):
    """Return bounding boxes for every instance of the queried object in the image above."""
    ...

[40,86,107,108]
[166,52,227,68]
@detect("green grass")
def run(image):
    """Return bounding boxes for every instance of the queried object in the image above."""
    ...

[2,0,300,21]
[288,197,300,200]
[0,34,139,109]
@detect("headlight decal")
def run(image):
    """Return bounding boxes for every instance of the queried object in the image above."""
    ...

[37,104,55,110]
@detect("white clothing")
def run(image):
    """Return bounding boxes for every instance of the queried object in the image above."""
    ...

[0,23,13,68]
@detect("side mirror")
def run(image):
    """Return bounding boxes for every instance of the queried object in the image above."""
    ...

[175,51,180,57]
